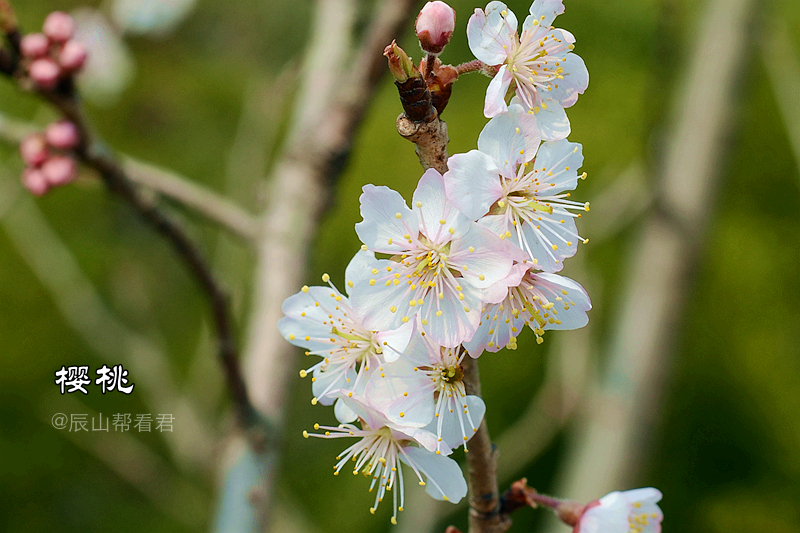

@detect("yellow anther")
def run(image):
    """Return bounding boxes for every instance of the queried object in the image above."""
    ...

[322,273,330,282]
[395,212,402,219]
[299,370,307,378]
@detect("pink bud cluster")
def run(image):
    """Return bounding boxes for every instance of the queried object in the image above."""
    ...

[20,11,87,90]
[19,121,80,196]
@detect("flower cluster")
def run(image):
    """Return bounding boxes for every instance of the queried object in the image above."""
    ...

[19,121,81,196]
[20,11,87,90]
[279,1,660,529]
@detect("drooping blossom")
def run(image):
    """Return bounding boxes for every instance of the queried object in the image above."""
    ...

[467,0,588,139]
[575,488,663,533]
[445,104,588,273]
[366,332,486,454]
[304,394,467,524]
[464,262,591,356]
[278,250,413,421]
[351,168,522,348]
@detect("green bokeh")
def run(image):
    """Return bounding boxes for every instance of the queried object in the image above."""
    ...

[1,0,799,532]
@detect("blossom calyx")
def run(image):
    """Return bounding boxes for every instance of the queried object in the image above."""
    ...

[384,40,419,84]
[416,1,456,55]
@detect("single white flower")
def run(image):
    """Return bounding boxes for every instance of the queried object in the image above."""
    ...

[576,488,663,533]
[467,0,588,139]
[365,333,486,454]
[445,105,588,273]
[304,394,467,524]
[278,250,413,420]
[351,168,523,348]
[464,262,591,356]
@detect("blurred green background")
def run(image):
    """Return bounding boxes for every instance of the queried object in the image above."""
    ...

[1,0,799,532]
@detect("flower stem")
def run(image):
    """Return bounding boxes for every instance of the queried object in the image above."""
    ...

[455,59,488,76]
[461,356,510,533]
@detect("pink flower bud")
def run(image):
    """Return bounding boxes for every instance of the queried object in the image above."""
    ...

[20,33,50,58]
[41,155,77,186]
[58,40,87,71]
[415,1,456,55]
[22,168,50,196]
[20,134,49,167]
[29,57,61,89]
[42,11,75,43]
[45,120,80,149]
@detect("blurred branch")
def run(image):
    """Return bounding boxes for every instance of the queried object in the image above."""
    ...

[541,0,756,525]
[0,174,216,470]
[0,111,259,242]
[219,0,421,530]
[761,19,800,178]
[122,157,259,242]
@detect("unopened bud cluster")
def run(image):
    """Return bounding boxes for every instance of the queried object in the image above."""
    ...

[20,11,86,90]
[20,121,80,196]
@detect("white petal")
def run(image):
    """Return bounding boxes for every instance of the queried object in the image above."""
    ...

[312,365,356,405]
[533,272,591,330]
[467,2,516,65]
[623,488,663,505]
[444,151,503,221]
[477,104,541,174]
[374,321,415,363]
[527,0,564,28]
[546,52,589,108]
[417,283,482,347]
[432,395,486,451]
[534,139,583,195]
[413,169,471,244]
[400,446,468,503]
[452,223,517,289]
[533,98,570,141]
[334,397,358,423]
[365,373,435,428]
[344,249,377,296]
[484,66,513,118]
[355,184,417,254]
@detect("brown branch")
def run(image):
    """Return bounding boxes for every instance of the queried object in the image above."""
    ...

[462,357,511,533]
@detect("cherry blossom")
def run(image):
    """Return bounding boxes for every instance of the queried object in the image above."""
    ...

[464,262,591,356]
[278,250,413,420]
[576,488,663,533]
[366,332,486,454]
[351,168,522,347]
[445,104,588,273]
[467,0,588,139]
[304,394,467,523]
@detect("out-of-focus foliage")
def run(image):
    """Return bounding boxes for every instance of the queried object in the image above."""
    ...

[0,0,799,532]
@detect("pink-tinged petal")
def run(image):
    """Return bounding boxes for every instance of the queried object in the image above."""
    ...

[467,2,516,65]
[528,0,564,28]
[534,139,583,195]
[374,321,415,363]
[477,103,541,173]
[278,287,346,352]
[365,373,435,428]
[334,397,358,423]
[533,272,591,330]
[350,259,420,331]
[412,168,471,244]
[484,65,513,117]
[464,301,528,356]
[344,248,377,297]
[400,446,467,502]
[444,150,503,220]
[533,98,570,141]
[417,283,482,347]
[356,184,417,254]
[547,52,588,108]
[450,223,516,289]
[482,262,529,304]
